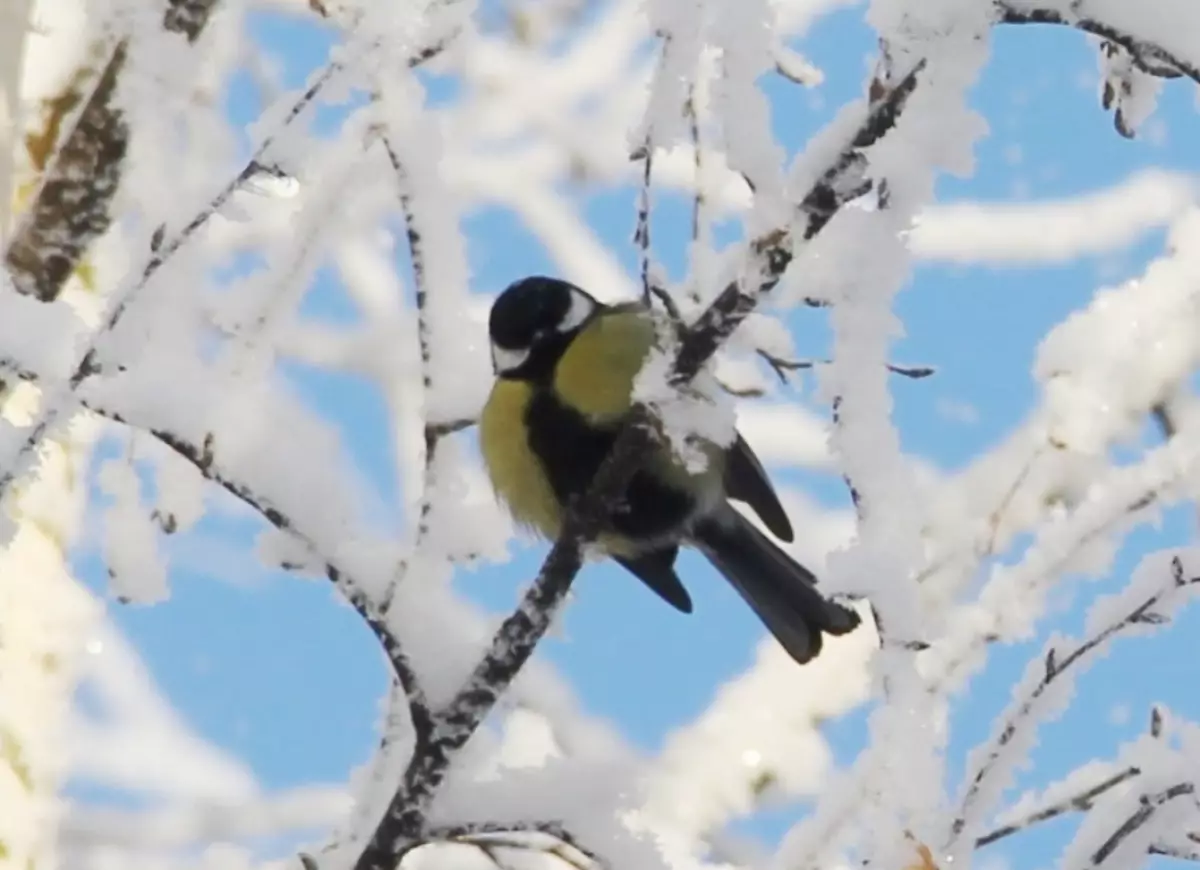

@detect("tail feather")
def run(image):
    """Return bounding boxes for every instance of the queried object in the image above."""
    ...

[692,503,860,664]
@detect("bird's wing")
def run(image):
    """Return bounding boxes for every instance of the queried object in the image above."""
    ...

[601,301,793,543]
[723,433,795,543]
[692,504,859,665]
[614,546,693,613]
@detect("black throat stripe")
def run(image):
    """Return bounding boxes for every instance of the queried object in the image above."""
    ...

[523,387,696,541]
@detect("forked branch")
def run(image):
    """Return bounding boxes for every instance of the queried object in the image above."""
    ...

[351,53,927,870]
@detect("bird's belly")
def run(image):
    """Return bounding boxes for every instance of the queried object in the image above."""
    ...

[479,381,567,540]
[480,379,724,551]
[525,388,718,546]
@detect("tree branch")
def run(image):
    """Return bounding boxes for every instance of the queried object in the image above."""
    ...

[354,407,653,868]
[297,133,472,868]
[4,0,220,301]
[672,59,924,380]
[757,350,935,383]
[76,398,437,753]
[973,702,1200,861]
[1149,837,1200,863]
[0,38,450,503]
[978,763,1200,863]
[997,3,1200,85]
[0,61,341,501]
[349,54,927,870]
[427,821,603,870]
[951,556,1200,847]
[1092,782,1196,866]
[975,766,1141,848]
[377,135,474,602]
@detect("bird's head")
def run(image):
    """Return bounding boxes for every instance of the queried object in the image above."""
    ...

[488,276,599,378]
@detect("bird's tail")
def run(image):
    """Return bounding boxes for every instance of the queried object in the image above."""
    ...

[692,503,860,664]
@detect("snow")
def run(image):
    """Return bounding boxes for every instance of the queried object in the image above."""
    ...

[710,0,789,227]
[990,758,1128,831]
[375,76,482,430]
[1056,719,1197,869]
[0,283,89,381]
[97,456,169,604]
[634,325,739,473]
[1096,40,1164,138]
[1036,208,1200,457]
[1006,0,1200,85]
[4,0,1200,869]
[773,2,994,864]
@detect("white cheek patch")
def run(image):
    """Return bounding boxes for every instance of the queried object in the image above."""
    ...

[492,344,531,374]
[558,288,595,332]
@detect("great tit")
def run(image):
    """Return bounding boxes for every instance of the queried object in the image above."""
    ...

[479,276,860,664]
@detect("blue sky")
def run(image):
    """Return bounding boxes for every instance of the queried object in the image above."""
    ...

[70,4,1200,868]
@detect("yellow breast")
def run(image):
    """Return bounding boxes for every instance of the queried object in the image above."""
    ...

[479,378,564,540]
[552,308,656,424]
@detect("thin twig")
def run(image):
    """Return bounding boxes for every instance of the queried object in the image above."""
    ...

[81,400,436,752]
[631,34,685,321]
[997,4,1200,85]
[0,36,454,510]
[629,142,681,322]
[921,453,1167,701]
[951,556,1200,844]
[430,820,604,870]
[757,350,934,383]
[4,0,221,301]
[634,135,654,307]
[1149,840,1200,862]
[671,60,924,383]
[379,136,456,607]
[975,767,1142,847]
[352,55,928,870]
[0,58,347,504]
[975,708,1200,853]
[686,90,704,266]
[1092,782,1196,865]
[307,133,471,870]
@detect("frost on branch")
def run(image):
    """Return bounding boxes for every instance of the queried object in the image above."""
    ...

[948,550,1200,861]
[4,1,1200,870]
[1097,41,1163,139]
[3,0,220,302]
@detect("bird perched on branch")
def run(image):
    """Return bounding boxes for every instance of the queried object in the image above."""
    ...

[479,276,860,664]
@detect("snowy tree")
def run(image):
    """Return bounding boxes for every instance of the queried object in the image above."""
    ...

[2,1,1200,870]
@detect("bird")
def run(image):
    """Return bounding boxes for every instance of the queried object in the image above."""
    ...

[478,275,860,664]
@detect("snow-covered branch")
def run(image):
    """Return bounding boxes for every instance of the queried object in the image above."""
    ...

[949,551,1200,859]
[674,60,924,377]
[980,748,1200,863]
[85,397,434,731]
[349,47,927,870]
[3,0,220,301]
[422,821,604,870]
[978,765,1140,848]
[1089,782,1197,866]
[5,0,1200,868]
[998,2,1200,85]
